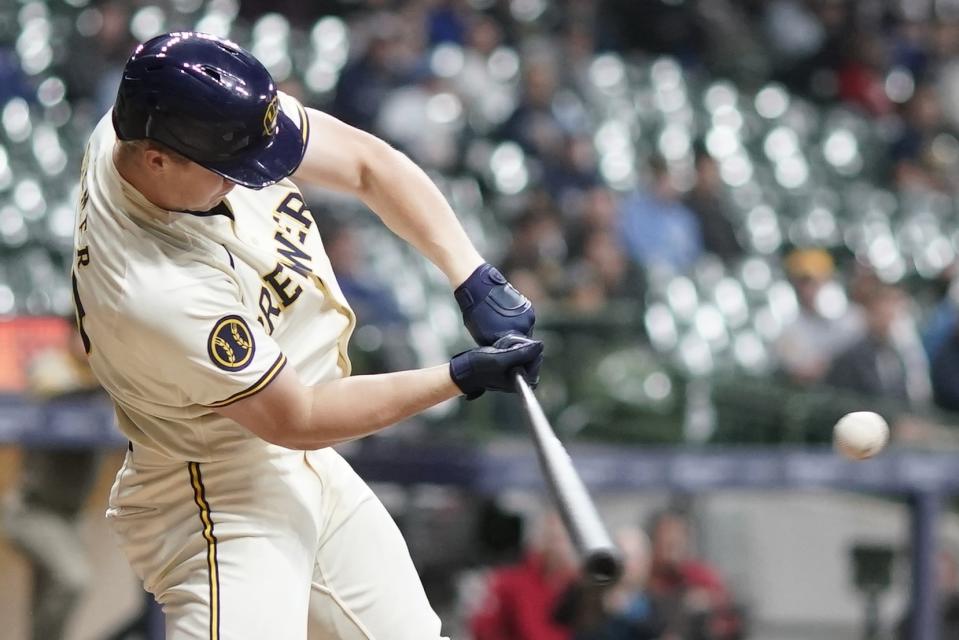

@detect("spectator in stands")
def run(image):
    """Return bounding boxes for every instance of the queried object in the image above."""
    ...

[602,0,705,64]
[759,0,827,71]
[561,22,599,99]
[929,310,959,412]
[542,133,600,209]
[619,156,704,276]
[892,82,954,194]
[0,46,32,105]
[501,193,569,304]
[452,14,516,131]
[684,148,743,264]
[376,63,461,170]
[469,510,578,640]
[333,13,422,132]
[842,265,932,408]
[825,280,914,403]
[1,323,104,640]
[696,0,769,83]
[763,0,849,101]
[554,526,666,640]
[775,249,864,386]
[499,54,566,160]
[934,20,959,132]
[889,17,932,80]
[886,18,932,78]
[818,268,946,445]
[64,0,135,114]
[425,0,469,46]
[837,31,893,117]
[567,186,621,243]
[565,229,645,313]
[647,509,744,640]
[920,264,959,365]
[564,264,607,314]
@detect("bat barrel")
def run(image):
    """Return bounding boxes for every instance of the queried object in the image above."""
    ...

[514,373,623,586]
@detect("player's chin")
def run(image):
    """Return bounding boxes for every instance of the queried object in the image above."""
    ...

[204,194,228,210]
[214,186,235,205]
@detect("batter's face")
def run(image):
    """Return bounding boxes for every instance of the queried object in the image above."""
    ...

[141,148,236,211]
[162,157,237,212]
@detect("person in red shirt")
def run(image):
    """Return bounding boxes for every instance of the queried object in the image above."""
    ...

[647,509,745,640]
[837,31,893,117]
[470,510,578,640]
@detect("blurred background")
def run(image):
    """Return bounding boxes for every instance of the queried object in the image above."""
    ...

[7,0,959,638]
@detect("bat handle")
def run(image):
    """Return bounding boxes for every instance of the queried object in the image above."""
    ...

[512,369,529,390]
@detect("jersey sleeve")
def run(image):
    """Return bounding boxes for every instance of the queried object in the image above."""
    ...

[120,268,287,408]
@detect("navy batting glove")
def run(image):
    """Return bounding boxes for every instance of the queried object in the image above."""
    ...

[450,334,544,400]
[455,263,535,346]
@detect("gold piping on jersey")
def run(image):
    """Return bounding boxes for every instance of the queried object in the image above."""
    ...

[189,462,220,640]
[307,273,355,376]
[206,353,287,407]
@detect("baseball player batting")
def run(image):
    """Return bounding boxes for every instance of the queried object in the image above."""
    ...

[73,32,541,639]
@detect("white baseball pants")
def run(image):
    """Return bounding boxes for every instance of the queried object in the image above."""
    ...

[106,443,447,639]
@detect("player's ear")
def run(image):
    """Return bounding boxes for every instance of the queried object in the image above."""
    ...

[142,148,169,174]
[142,143,191,174]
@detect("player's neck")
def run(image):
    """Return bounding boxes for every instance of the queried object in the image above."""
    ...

[112,143,179,213]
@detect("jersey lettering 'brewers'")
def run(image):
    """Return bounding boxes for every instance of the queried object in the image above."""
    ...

[73,31,541,639]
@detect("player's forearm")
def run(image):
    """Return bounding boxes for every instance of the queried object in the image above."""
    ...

[288,365,460,449]
[357,141,484,286]
[296,109,484,285]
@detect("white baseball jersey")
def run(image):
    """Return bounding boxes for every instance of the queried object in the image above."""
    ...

[73,92,355,461]
[78,95,447,639]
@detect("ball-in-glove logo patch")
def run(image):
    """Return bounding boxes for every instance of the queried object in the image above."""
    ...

[208,315,255,371]
[262,96,279,136]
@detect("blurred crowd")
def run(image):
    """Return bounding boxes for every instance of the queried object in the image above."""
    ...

[298,0,959,439]
[6,0,959,440]
[467,508,744,640]
[465,503,959,640]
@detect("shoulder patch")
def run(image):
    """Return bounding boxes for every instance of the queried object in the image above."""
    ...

[207,315,255,371]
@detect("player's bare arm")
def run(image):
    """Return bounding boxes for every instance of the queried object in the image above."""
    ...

[292,109,484,286]
[214,335,543,450]
[214,364,457,449]
[293,108,538,346]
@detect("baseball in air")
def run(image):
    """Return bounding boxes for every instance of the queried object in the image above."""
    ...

[833,411,889,460]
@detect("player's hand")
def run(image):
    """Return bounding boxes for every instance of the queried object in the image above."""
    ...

[455,263,535,346]
[449,334,544,400]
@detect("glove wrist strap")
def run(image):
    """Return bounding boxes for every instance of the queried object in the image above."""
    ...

[454,263,495,311]
[449,353,484,400]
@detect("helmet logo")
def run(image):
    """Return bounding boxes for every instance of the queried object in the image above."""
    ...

[263,96,279,136]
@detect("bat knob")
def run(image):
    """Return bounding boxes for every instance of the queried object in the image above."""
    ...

[585,548,624,586]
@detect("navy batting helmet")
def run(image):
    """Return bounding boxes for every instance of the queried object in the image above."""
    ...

[112,32,305,189]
